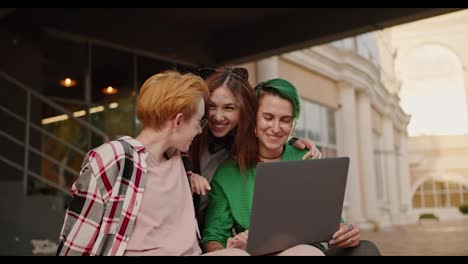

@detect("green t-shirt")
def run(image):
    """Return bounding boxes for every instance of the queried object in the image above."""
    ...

[202,144,312,247]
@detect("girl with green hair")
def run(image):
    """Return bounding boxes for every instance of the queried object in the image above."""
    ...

[202,78,379,256]
[202,78,324,255]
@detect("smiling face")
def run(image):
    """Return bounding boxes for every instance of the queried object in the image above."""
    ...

[207,85,241,138]
[256,93,294,157]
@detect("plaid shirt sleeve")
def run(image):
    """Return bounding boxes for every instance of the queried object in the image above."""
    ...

[56,152,106,256]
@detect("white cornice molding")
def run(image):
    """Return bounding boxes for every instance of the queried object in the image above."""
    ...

[282,48,340,81]
[282,44,410,131]
[392,95,411,132]
[386,93,411,132]
[371,84,390,117]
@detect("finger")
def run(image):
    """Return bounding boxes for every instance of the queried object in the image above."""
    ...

[226,238,235,248]
[338,223,355,236]
[233,236,248,249]
[191,179,196,193]
[330,225,349,244]
[331,229,353,245]
[302,151,314,160]
[194,180,201,195]
[198,180,206,196]
[234,231,248,242]
[238,232,248,242]
[335,234,360,248]
[333,234,355,248]
[229,237,244,249]
[203,179,211,191]
[200,180,210,196]
[334,238,352,248]
[294,140,307,150]
[298,138,314,150]
[228,237,242,248]
[236,236,248,245]
[313,149,322,159]
[331,225,358,245]
[331,224,347,240]
[335,232,355,247]
[192,180,198,194]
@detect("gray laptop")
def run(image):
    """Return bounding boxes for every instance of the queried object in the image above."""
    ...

[246,157,349,256]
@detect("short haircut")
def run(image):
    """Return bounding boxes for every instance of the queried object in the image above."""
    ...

[255,78,301,121]
[136,70,209,130]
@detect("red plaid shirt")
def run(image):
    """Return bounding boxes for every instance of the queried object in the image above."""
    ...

[57,136,152,256]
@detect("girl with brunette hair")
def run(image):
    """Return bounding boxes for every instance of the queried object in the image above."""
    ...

[188,66,321,233]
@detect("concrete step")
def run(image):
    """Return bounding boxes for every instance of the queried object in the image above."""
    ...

[0,181,67,255]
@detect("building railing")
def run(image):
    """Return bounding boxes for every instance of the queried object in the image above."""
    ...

[0,71,109,196]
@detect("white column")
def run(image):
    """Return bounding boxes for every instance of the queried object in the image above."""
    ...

[357,92,378,222]
[256,56,278,82]
[399,133,412,219]
[464,72,468,118]
[383,116,399,224]
[336,82,364,223]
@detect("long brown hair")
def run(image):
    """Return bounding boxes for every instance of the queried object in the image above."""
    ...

[190,66,258,173]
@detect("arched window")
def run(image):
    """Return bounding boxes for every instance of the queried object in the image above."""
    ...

[412,179,468,208]
[397,44,467,136]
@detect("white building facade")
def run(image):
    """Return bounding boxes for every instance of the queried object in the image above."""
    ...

[239,31,413,229]
[390,9,468,222]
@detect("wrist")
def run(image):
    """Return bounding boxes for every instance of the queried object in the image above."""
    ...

[288,137,299,146]
[205,241,225,252]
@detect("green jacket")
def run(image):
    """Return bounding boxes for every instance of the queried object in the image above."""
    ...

[202,144,344,248]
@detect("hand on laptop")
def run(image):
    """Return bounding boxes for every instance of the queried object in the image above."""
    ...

[328,223,360,248]
[189,172,211,195]
[227,230,249,251]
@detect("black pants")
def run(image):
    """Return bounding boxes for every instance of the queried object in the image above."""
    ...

[325,240,381,256]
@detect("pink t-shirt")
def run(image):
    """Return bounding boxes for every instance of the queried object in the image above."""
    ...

[124,151,201,256]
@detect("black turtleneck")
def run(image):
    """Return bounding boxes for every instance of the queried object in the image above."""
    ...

[207,129,236,154]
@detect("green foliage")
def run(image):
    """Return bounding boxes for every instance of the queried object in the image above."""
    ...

[419,213,439,221]
[459,204,468,214]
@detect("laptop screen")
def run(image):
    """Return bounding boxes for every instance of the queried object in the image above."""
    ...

[246,157,349,255]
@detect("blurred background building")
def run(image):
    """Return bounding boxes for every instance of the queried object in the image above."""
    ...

[390,10,468,222]
[240,9,468,228]
[1,8,466,255]
[238,29,412,229]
